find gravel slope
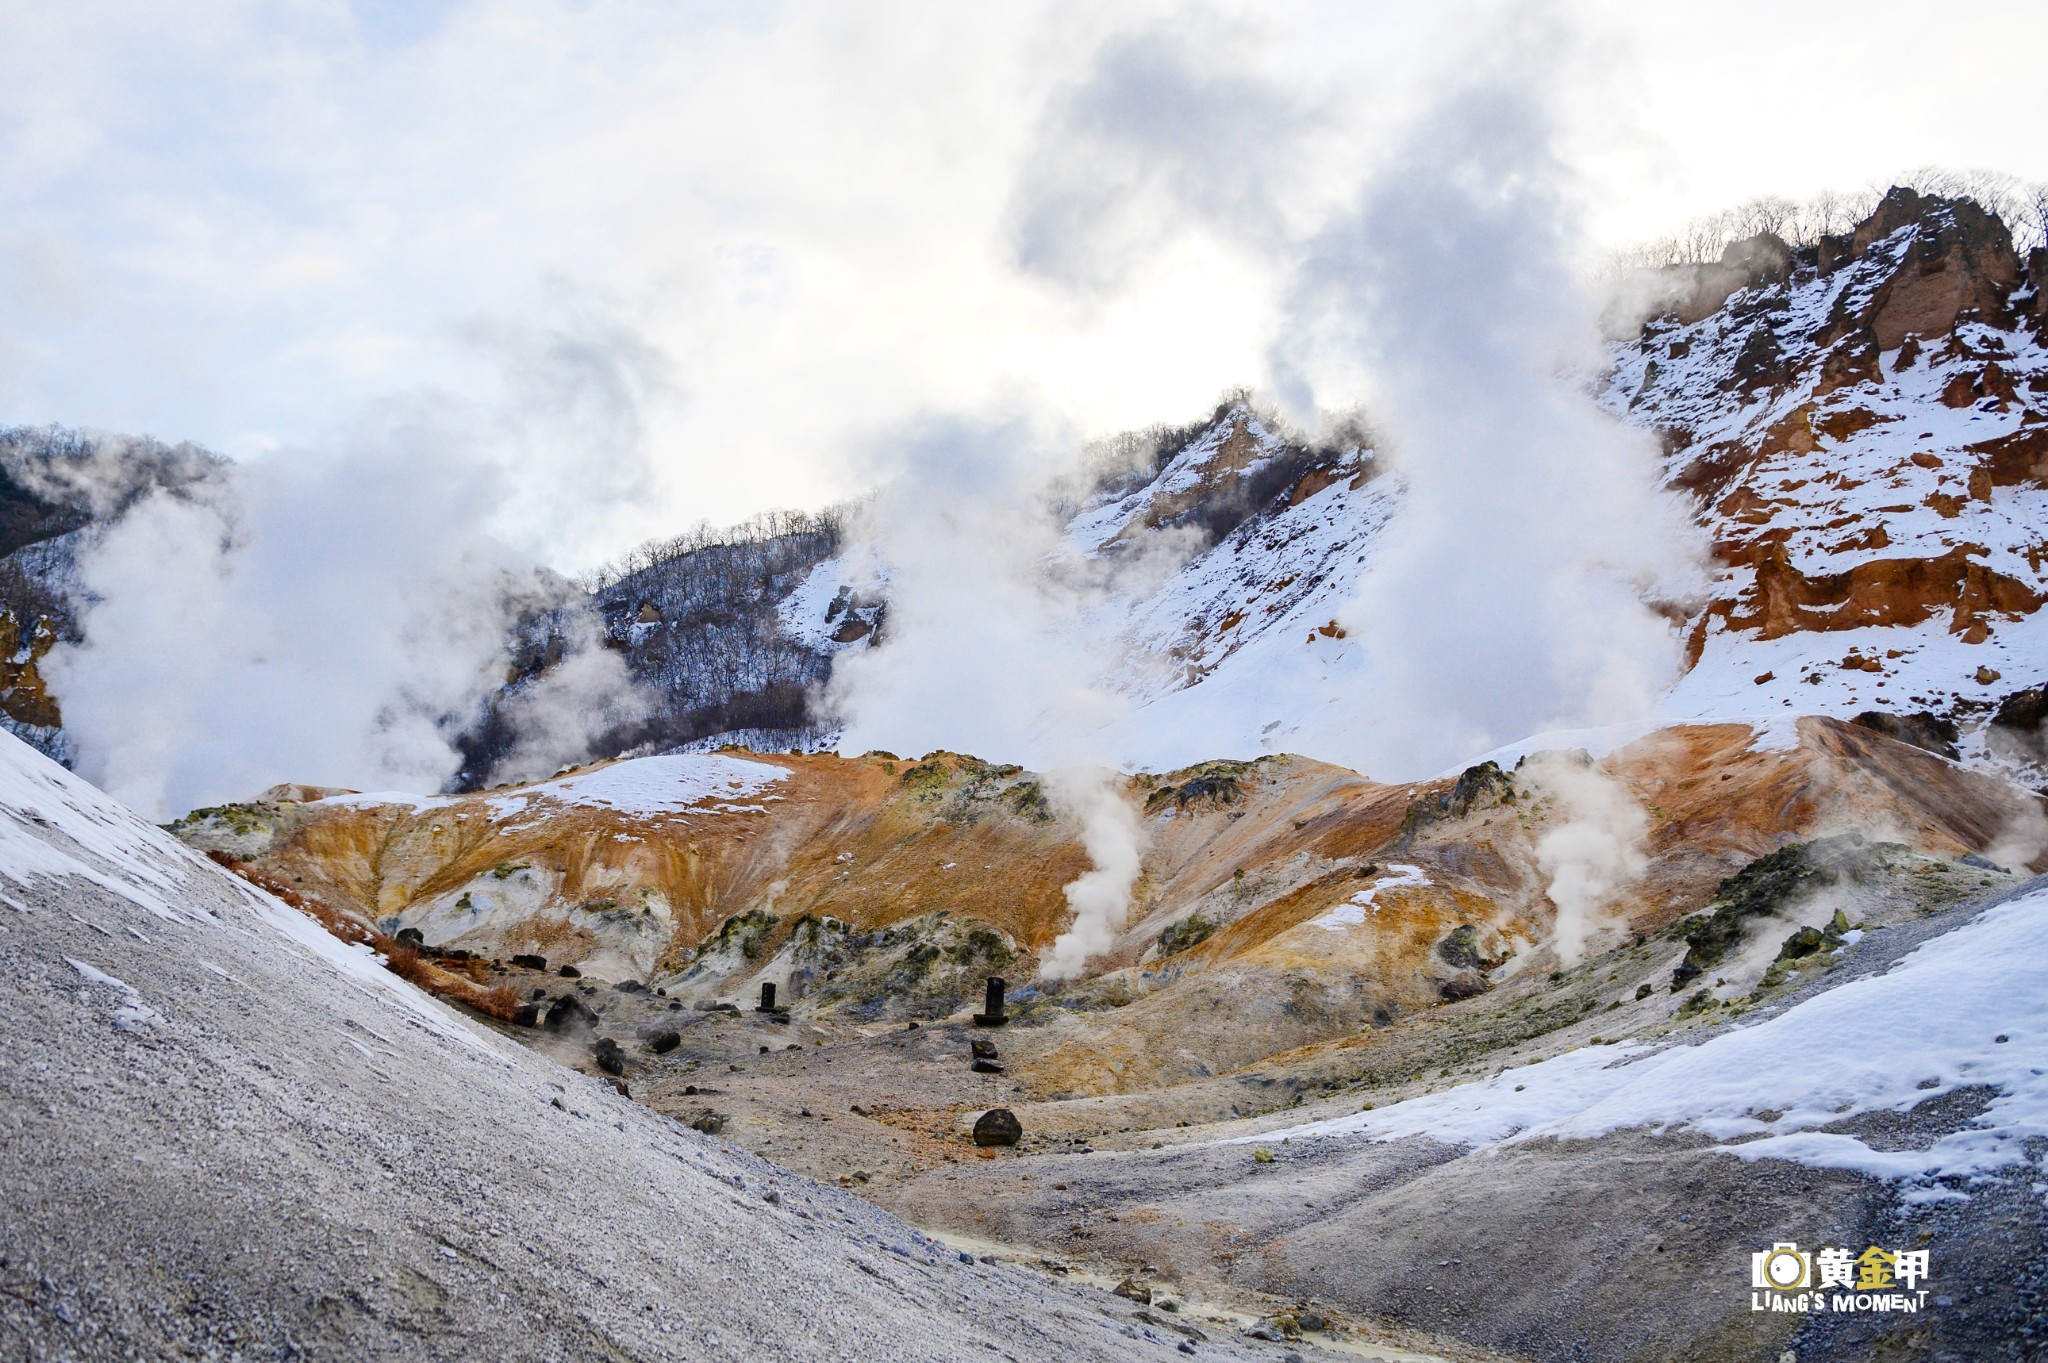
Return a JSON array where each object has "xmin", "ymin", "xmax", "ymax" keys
[{"xmin": 0, "ymin": 733, "xmax": 1302, "ymax": 1363}]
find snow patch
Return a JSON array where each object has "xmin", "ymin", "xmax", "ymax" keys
[
  {"xmin": 320, "ymin": 754, "xmax": 788, "ymax": 822},
  {"xmin": 66, "ymin": 956, "xmax": 164, "ymax": 1031},
  {"xmin": 1256, "ymin": 885, "xmax": 2048, "ymax": 1197},
  {"xmin": 1310, "ymin": 863, "xmax": 1427, "ymax": 930}
]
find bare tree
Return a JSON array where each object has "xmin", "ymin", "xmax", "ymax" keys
[{"xmin": 1616, "ymin": 169, "xmax": 2048, "ymax": 271}]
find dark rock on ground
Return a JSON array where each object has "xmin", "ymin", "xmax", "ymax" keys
[
  {"xmin": 1850, "ymin": 709, "xmax": 1960, "ymax": 760},
  {"xmin": 543, "ymin": 993, "xmax": 599, "ymax": 1036},
  {"xmin": 645, "ymin": 1029, "xmax": 682, "ymax": 1054},
  {"xmin": 972, "ymin": 1108, "xmax": 1022, "ymax": 1147},
  {"xmin": 510, "ymin": 952, "xmax": 547, "ymax": 971},
  {"xmin": 1437, "ymin": 973, "xmax": 1488, "ymax": 1002}
]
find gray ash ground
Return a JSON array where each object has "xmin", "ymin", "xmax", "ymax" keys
[
  {"xmin": 457, "ymin": 873, "xmax": 2048, "ymax": 1363},
  {"xmin": 0, "ymin": 813, "xmax": 1336, "ymax": 1362}
]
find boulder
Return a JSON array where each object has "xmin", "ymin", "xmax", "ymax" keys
[
  {"xmin": 644, "ymin": 1029, "xmax": 682, "ymax": 1055},
  {"xmin": 971, "ymin": 1059, "xmax": 1005, "ymax": 1074},
  {"xmin": 557, "ymin": 964, "xmax": 582, "ymax": 979},
  {"xmin": 590, "ymin": 1037, "xmax": 626, "ymax": 1076},
  {"xmin": 972, "ymin": 1108, "xmax": 1022, "ymax": 1147},
  {"xmin": 510, "ymin": 953, "xmax": 547, "ymax": 971},
  {"xmin": 1850, "ymin": 710, "xmax": 1961, "ymax": 760},
  {"xmin": 1437, "ymin": 973, "xmax": 1488, "ymax": 1002},
  {"xmin": 970, "ymin": 1037, "xmax": 999, "ymax": 1060},
  {"xmin": 1435, "ymin": 924, "xmax": 1486, "ymax": 970},
  {"xmin": 542, "ymin": 993, "xmax": 599, "ymax": 1036},
  {"xmin": 394, "ymin": 927, "xmax": 425, "ymax": 948}
]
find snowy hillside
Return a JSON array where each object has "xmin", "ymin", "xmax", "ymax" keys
[{"xmin": 1620, "ymin": 188, "xmax": 2048, "ymax": 762}]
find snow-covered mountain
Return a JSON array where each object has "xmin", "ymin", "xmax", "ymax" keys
[
  {"xmin": 776, "ymin": 186, "xmax": 2048, "ymax": 777},
  {"xmin": 1623, "ymin": 187, "xmax": 2048, "ymax": 761}
]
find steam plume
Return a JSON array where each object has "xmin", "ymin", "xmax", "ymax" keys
[
  {"xmin": 47, "ymin": 302, "xmax": 667, "ymax": 819},
  {"xmin": 1038, "ymin": 766, "xmax": 1147, "ymax": 979},
  {"xmin": 1522, "ymin": 750, "xmax": 1649, "ymax": 965},
  {"xmin": 1270, "ymin": 31, "xmax": 1708, "ymax": 780},
  {"xmin": 824, "ymin": 415, "xmax": 1159, "ymax": 979}
]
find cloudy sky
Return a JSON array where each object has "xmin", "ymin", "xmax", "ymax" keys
[{"xmin": 4, "ymin": 0, "xmax": 2044, "ymax": 569}]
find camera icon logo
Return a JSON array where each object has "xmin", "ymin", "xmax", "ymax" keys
[{"xmin": 1751, "ymin": 1241, "xmax": 1811, "ymax": 1290}]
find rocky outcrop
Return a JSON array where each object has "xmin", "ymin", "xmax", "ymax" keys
[
  {"xmin": 1851, "ymin": 709, "xmax": 1961, "ymax": 760},
  {"xmin": 0, "ymin": 610, "xmax": 60, "ymax": 731},
  {"xmin": 1825, "ymin": 187, "xmax": 2022, "ymax": 349},
  {"xmin": 1618, "ymin": 187, "xmax": 2048, "ymax": 710},
  {"xmin": 1656, "ymin": 232, "xmax": 1795, "ymax": 326},
  {"xmin": 1723, "ymin": 541, "xmax": 2042, "ymax": 643}
]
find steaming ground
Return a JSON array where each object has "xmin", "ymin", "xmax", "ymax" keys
[
  {"xmin": 0, "ymin": 731, "xmax": 1321, "ymax": 1363},
  {"xmin": 164, "ymin": 716, "xmax": 2048, "ymax": 1358}
]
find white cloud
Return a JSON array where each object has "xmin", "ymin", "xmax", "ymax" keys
[{"xmin": 3, "ymin": 1, "xmax": 2039, "ymax": 575}]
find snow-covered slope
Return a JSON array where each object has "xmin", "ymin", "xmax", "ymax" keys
[
  {"xmin": 0, "ymin": 728, "xmax": 1270, "ymax": 1361},
  {"xmin": 1615, "ymin": 189, "xmax": 2048, "ymax": 761},
  {"xmin": 1254, "ymin": 876, "xmax": 2048, "ymax": 1205}
]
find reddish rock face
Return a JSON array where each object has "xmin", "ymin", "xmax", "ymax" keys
[
  {"xmin": 0, "ymin": 611, "xmax": 60, "ymax": 731},
  {"xmin": 1725, "ymin": 541, "xmax": 2043, "ymax": 642},
  {"xmin": 1616, "ymin": 187, "xmax": 2048, "ymax": 689},
  {"xmin": 1845, "ymin": 187, "xmax": 2021, "ymax": 349}
]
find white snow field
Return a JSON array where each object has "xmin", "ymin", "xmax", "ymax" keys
[
  {"xmin": 0, "ymin": 729, "xmax": 1276, "ymax": 1362},
  {"xmin": 1255, "ymin": 881, "xmax": 2048, "ymax": 1205},
  {"xmin": 322, "ymin": 751, "xmax": 789, "ymax": 821}
]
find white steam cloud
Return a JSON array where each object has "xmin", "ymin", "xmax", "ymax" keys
[
  {"xmin": 47, "ymin": 302, "xmax": 667, "ymax": 819},
  {"xmin": 828, "ymin": 23, "xmax": 1708, "ymax": 975},
  {"xmin": 1983, "ymin": 792, "xmax": 2048, "ymax": 874},
  {"xmin": 1522, "ymin": 750, "xmax": 1649, "ymax": 965},
  {"xmin": 1271, "ymin": 38, "xmax": 1708, "ymax": 780},
  {"xmin": 825, "ymin": 416, "xmax": 1163, "ymax": 979}
]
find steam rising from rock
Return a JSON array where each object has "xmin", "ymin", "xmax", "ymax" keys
[
  {"xmin": 1522, "ymin": 751, "xmax": 1649, "ymax": 965},
  {"xmin": 1038, "ymin": 766, "xmax": 1146, "ymax": 980},
  {"xmin": 825, "ymin": 416, "xmax": 1162, "ymax": 979},
  {"xmin": 1984, "ymin": 793, "xmax": 2048, "ymax": 874}
]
